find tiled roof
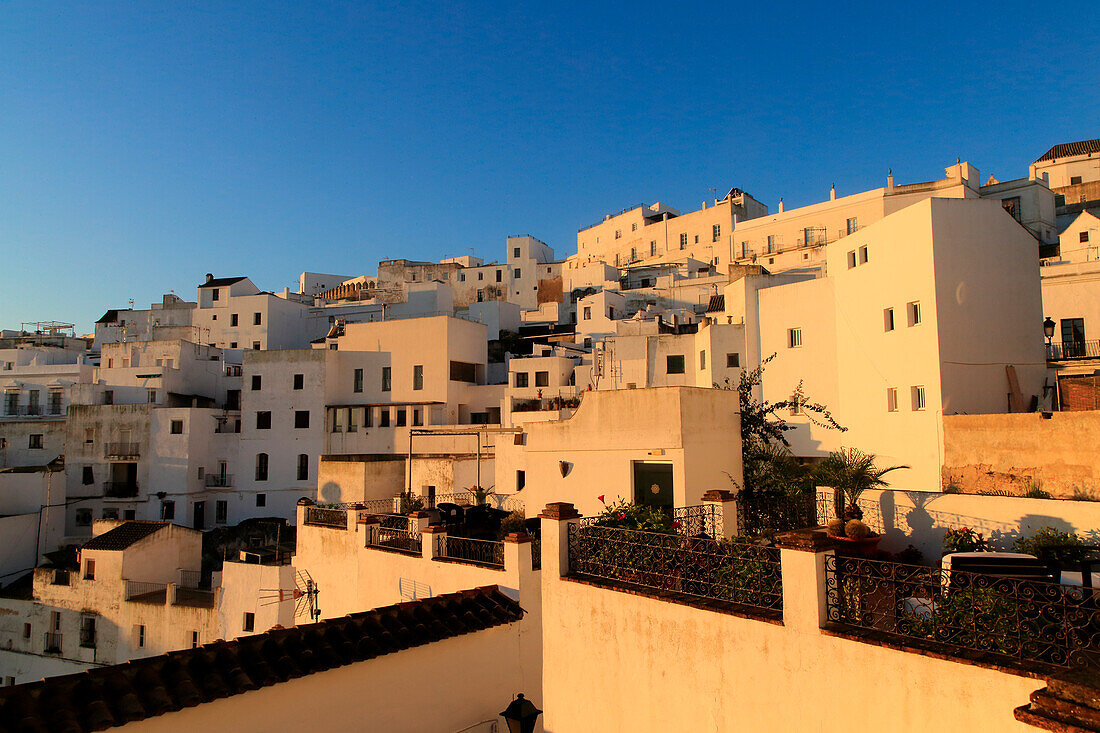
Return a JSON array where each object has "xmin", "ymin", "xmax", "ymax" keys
[
  {"xmin": 0, "ymin": 586, "xmax": 522, "ymax": 733},
  {"xmin": 95, "ymin": 310, "xmax": 121, "ymax": 325},
  {"xmin": 197, "ymin": 276, "xmax": 246, "ymax": 289},
  {"xmin": 81, "ymin": 522, "xmax": 167, "ymax": 551},
  {"xmin": 1036, "ymin": 139, "xmax": 1100, "ymax": 162},
  {"xmin": 706, "ymin": 294, "xmax": 725, "ymax": 313}
]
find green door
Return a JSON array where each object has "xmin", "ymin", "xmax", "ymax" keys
[{"xmin": 633, "ymin": 462, "xmax": 674, "ymax": 510}]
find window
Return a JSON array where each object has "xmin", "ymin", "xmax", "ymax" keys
[
  {"xmin": 712, "ymin": 224, "xmax": 721, "ymax": 242},
  {"xmin": 699, "ymin": 351, "xmax": 706, "ymax": 369},
  {"xmin": 79, "ymin": 616, "xmax": 96, "ymax": 649},
  {"xmin": 789, "ymin": 393, "xmax": 802, "ymax": 416},
  {"xmin": 379, "ymin": 409, "xmax": 390, "ymax": 428},
  {"xmin": 632, "ymin": 223, "xmax": 637, "ymax": 232},
  {"xmin": 726, "ymin": 353, "xmax": 740, "ymax": 368},
  {"xmin": 630, "ymin": 247, "xmax": 636, "ymax": 260},
  {"xmin": 297, "ymin": 454, "xmax": 309, "ymax": 481},
  {"xmin": 84, "ymin": 559, "xmax": 95, "ymax": 580},
  {"xmin": 608, "ymin": 307, "xmax": 615, "ymax": 320},
  {"xmin": 255, "ymin": 493, "xmax": 266, "ymax": 507},
  {"xmin": 887, "ymin": 387, "xmax": 898, "ymax": 412},
  {"xmin": 75, "ymin": 509, "xmax": 92, "ymax": 526},
  {"xmin": 353, "ymin": 368, "xmax": 363, "ymax": 392},
  {"xmin": 583, "ymin": 306, "xmax": 592, "ymax": 320},
  {"xmin": 4, "ymin": 677, "xmax": 14, "ymax": 687},
  {"xmin": 615, "ymin": 230, "xmax": 621, "ymax": 239},
  {"xmin": 583, "ymin": 337, "xmax": 592, "ymax": 349},
  {"xmin": 82, "ymin": 466, "xmax": 94, "ymax": 485},
  {"xmin": 912, "ymin": 386, "xmax": 926, "ymax": 411},
  {"xmin": 22, "ymin": 623, "xmax": 30, "ymax": 639},
  {"xmin": 859, "ymin": 246, "xmax": 868, "ymax": 264},
  {"xmin": 85, "ymin": 428, "xmax": 93, "ymax": 444},
  {"xmin": 884, "ymin": 308, "xmax": 895, "ymax": 332},
  {"xmin": 458, "ymin": 272, "xmax": 465, "ymax": 282},
  {"xmin": 907, "ymin": 301, "xmax": 922, "ymax": 327},
  {"xmin": 104, "ymin": 390, "xmax": 113, "ymax": 405},
  {"xmin": 514, "ymin": 372, "xmax": 529, "ymax": 388},
  {"xmin": 1071, "ymin": 175, "xmax": 1083, "ymax": 185},
  {"xmin": 161, "ymin": 500, "xmax": 175, "ymax": 520},
  {"xmin": 328, "ymin": 343, "xmax": 337, "ymax": 351},
  {"xmin": 847, "ymin": 251, "xmax": 857, "ymax": 269},
  {"xmin": 28, "ymin": 434, "xmax": 43, "ymax": 450},
  {"xmin": 650, "ymin": 241, "xmax": 657, "ymax": 256},
  {"xmin": 252, "ymin": 341, "xmax": 261, "ymax": 350},
  {"xmin": 331, "ymin": 408, "xmax": 344, "ymax": 433},
  {"xmin": 535, "ymin": 371, "xmax": 549, "ymax": 387},
  {"xmin": 513, "ymin": 247, "xmax": 521, "ymax": 257},
  {"xmin": 381, "ymin": 367, "xmax": 391, "ymax": 392},
  {"xmin": 255, "ymin": 453, "xmax": 268, "ymax": 481},
  {"xmin": 364, "ymin": 407, "xmax": 372, "ymax": 428},
  {"xmin": 1001, "ymin": 197, "xmax": 1021, "ymax": 222},
  {"xmin": 251, "ymin": 375, "xmax": 261, "ymax": 391},
  {"xmin": 28, "ymin": 390, "xmax": 39, "ymax": 414},
  {"xmin": 666, "ymin": 355, "xmax": 685, "ymax": 374},
  {"xmin": 396, "ymin": 408, "xmax": 406, "ymax": 427},
  {"xmin": 788, "ymin": 328, "xmax": 802, "ymax": 348},
  {"xmin": 1082, "ymin": 231, "xmax": 1090, "ymax": 243},
  {"xmin": 348, "ymin": 408, "xmax": 358, "ymax": 433},
  {"xmin": 170, "ymin": 420, "xmax": 183, "ymax": 435},
  {"xmin": 514, "ymin": 268, "xmax": 521, "ymax": 279},
  {"xmin": 680, "ymin": 233, "xmax": 688, "ymax": 249},
  {"xmin": 215, "ymin": 500, "xmax": 227, "ymax": 524},
  {"xmin": 230, "ymin": 342, "xmax": 237, "ymax": 349},
  {"xmin": 253, "ymin": 312, "xmax": 262, "ymax": 326},
  {"xmin": 517, "ymin": 470, "xmax": 526, "ymax": 491},
  {"xmin": 293, "ymin": 373, "xmax": 304, "ymax": 390},
  {"xmin": 496, "ymin": 270, "xmax": 502, "ymax": 282},
  {"xmin": 478, "ymin": 272, "xmax": 484, "ymax": 281},
  {"xmin": 103, "ymin": 508, "xmax": 119, "ymax": 520},
  {"xmin": 123, "ymin": 510, "xmax": 135, "ymax": 520},
  {"xmin": 230, "ymin": 313, "xmax": 238, "ymax": 326},
  {"xmin": 294, "ymin": 411, "xmax": 309, "ymax": 429},
  {"xmin": 1061, "ymin": 318, "xmax": 1086, "ymax": 356},
  {"xmin": 256, "ymin": 411, "xmax": 271, "ymax": 429},
  {"xmin": 847, "ymin": 217, "xmax": 859, "ymax": 235},
  {"xmin": 767, "ymin": 235, "xmax": 776, "ymax": 253},
  {"xmin": 136, "ymin": 625, "xmax": 146, "ymax": 648},
  {"xmin": 413, "ymin": 365, "xmax": 424, "ymax": 391},
  {"xmin": 412, "ymin": 408, "xmax": 422, "ymax": 426},
  {"xmin": 211, "ymin": 289, "xmax": 220, "ymax": 301},
  {"xmin": 147, "ymin": 389, "xmax": 157, "ymax": 403},
  {"xmin": 243, "ymin": 613, "xmax": 255, "ymax": 632},
  {"xmin": 191, "ymin": 631, "xmax": 199, "ymax": 649}
]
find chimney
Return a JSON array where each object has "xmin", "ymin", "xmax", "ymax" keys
[
  {"xmin": 887, "ymin": 169, "xmax": 894, "ymax": 188},
  {"xmin": 778, "ymin": 198, "xmax": 784, "ymax": 213},
  {"xmin": 701, "ymin": 201, "xmax": 707, "ymax": 210},
  {"xmin": 205, "ymin": 273, "xmax": 214, "ymax": 283},
  {"xmin": 830, "ymin": 184, "xmax": 836, "ymax": 201}
]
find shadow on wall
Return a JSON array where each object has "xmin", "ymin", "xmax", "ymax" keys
[{"xmin": 319, "ymin": 481, "xmax": 344, "ymax": 505}]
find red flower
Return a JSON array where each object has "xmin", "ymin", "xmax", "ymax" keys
[
  {"xmin": 598, "ymin": 494, "xmax": 606, "ymax": 503},
  {"xmin": 617, "ymin": 512, "xmax": 626, "ymax": 520},
  {"xmin": 671, "ymin": 521, "xmax": 682, "ymax": 529}
]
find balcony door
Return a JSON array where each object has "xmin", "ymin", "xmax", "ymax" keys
[
  {"xmin": 193, "ymin": 501, "xmax": 205, "ymax": 531},
  {"xmin": 633, "ymin": 462, "xmax": 674, "ymax": 511}
]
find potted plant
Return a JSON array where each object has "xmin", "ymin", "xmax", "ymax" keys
[
  {"xmin": 817, "ymin": 448, "xmax": 907, "ymax": 553},
  {"xmin": 942, "ymin": 526, "xmax": 988, "ymax": 555}
]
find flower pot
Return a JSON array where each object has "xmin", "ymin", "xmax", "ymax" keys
[{"xmin": 832, "ymin": 534, "xmax": 882, "ymax": 557}]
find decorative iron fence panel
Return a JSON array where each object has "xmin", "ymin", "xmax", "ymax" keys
[
  {"xmin": 365, "ymin": 525, "xmax": 422, "ymax": 555},
  {"xmin": 736, "ymin": 491, "xmax": 817, "ymax": 536},
  {"xmin": 358, "ymin": 497, "xmax": 397, "ymax": 514},
  {"xmin": 436, "ymin": 535, "xmax": 505, "ymax": 568},
  {"xmin": 824, "ymin": 554, "xmax": 1100, "ymax": 668},
  {"xmin": 672, "ymin": 505, "xmax": 719, "ymax": 539},
  {"xmin": 567, "ymin": 520, "xmax": 782, "ymax": 611},
  {"xmin": 304, "ymin": 506, "xmax": 348, "ymax": 529}
]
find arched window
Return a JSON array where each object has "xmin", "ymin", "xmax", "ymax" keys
[
  {"xmin": 255, "ymin": 453, "xmax": 268, "ymax": 481},
  {"xmin": 297, "ymin": 454, "xmax": 308, "ymax": 481}
]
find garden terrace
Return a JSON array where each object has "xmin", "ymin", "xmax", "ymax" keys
[
  {"xmin": 825, "ymin": 554, "xmax": 1100, "ymax": 669},
  {"xmin": 566, "ymin": 518, "xmax": 782, "ymax": 615},
  {"xmin": 364, "ymin": 523, "xmax": 423, "ymax": 555}
]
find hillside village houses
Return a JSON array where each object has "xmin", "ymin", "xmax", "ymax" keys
[{"xmin": 6, "ymin": 141, "xmax": 1100, "ymax": 731}]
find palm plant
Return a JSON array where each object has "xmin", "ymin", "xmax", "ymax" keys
[{"xmin": 816, "ymin": 448, "xmax": 907, "ymax": 521}]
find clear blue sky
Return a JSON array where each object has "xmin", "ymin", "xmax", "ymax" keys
[{"xmin": 1, "ymin": 1, "xmax": 1097, "ymax": 333}]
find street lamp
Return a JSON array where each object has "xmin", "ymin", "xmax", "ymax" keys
[
  {"xmin": 1043, "ymin": 317, "xmax": 1056, "ymax": 344},
  {"xmin": 500, "ymin": 693, "xmax": 542, "ymax": 733}
]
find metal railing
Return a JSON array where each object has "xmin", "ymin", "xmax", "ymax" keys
[
  {"xmin": 1047, "ymin": 340, "xmax": 1100, "ymax": 360},
  {"xmin": 104, "ymin": 442, "xmax": 140, "ymax": 458},
  {"xmin": 567, "ymin": 520, "xmax": 783, "ymax": 611},
  {"xmin": 365, "ymin": 524, "xmax": 422, "ymax": 555},
  {"xmin": 124, "ymin": 580, "xmax": 168, "ymax": 601},
  {"xmin": 425, "ymin": 491, "xmax": 476, "ymax": 508},
  {"xmin": 204, "ymin": 474, "xmax": 233, "ymax": 487},
  {"xmin": 435, "ymin": 535, "xmax": 505, "ymax": 568},
  {"xmin": 304, "ymin": 506, "xmax": 348, "ymax": 529},
  {"xmin": 736, "ymin": 491, "xmax": 818, "ymax": 537},
  {"xmin": 179, "ymin": 570, "xmax": 211, "ymax": 590},
  {"xmin": 824, "ymin": 554, "xmax": 1100, "ymax": 668},
  {"xmin": 43, "ymin": 632, "xmax": 62, "ymax": 654},
  {"xmin": 103, "ymin": 481, "xmax": 139, "ymax": 498},
  {"xmin": 672, "ymin": 505, "xmax": 719, "ymax": 539},
  {"xmin": 358, "ymin": 497, "xmax": 398, "ymax": 514},
  {"xmin": 531, "ymin": 538, "xmax": 542, "ymax": 570}
]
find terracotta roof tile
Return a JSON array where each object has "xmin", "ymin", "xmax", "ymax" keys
[
  {"xmin": 0, "ymin": 586, "xmax": 523, "ymax": 733},
  {"xmin": 1036, "ymin": 138, "xmax": 1100, "ymax": 162},
  {"xmin": 81, "ymin": 522, "xmax": 168, "ymax": 552}
]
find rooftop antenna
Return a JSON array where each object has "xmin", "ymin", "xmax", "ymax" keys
[
  {"xmin": 128, "ymin": 299, "xmax": 135, "ymax": 310},
  {"xmin": 709, "ymin": 187, "xmax": 717, "ymax": 203}
]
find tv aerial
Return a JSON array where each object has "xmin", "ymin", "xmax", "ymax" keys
[{"xmin": 259, "ymin": 569, "xmax": 321, "ymax": 622}]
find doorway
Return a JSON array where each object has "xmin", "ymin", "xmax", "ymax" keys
[
  {"xmin": 193, "ymin": 501, "xmax": 205, "ymax": 531},
  {"xmin": 633, "ymin": 462, "xmax": 674, "ymax": 510}
]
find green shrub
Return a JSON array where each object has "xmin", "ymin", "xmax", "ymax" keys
[
  {"xmin": 593, "ymin": 499, "xmax": 676, "ymax": 534},
  {"xmin": 1013, "ymin": 526, "xmax": 1088, "ymax": 565},
  {"xmin": 1024, "ymin": 480, "xmax": 1052, "ymax": 500}
]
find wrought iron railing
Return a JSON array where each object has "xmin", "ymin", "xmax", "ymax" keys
[
  {"xmin": 824, "ymin": 554, "xmax": 1100, "ymax": 668},
  {"xmin": 736, "ymin": 490, "xmax": 818, "ymax": 536},
  {"xmin": 124, "ymin": 580, "xmax": 168, "ymax": 601},
  {"xmin": 104, "ymin": 442, "xmax": 140, "ymax": 458},
  {"xmin": 567, "ymin": 520, "xmax": 783, "ymax": 611},
  {"xmin": 204, "ymin": 473, "xmax": 233, "ymax": 487},
  {"xmin": 43, "ymin": 632, "xmax": 62, "ymax": 654},
  {"xmin": 365, "ymin": 524, "xmax": 422, "ymax": 555},
  {"xmin": 179, "ymin": 570, "xmax": 211, "ymax": 590},
  {"xmin": 425, "ymin": 491, "xmax": 476, "ymax": 508},
  {"xmin": 358, "ymin": 497, "xmax": 398, "ymax": 514},
  {"xmin": 1047, "ymin": 340, "xmax": 1100, "ymax": 361},
  {"xmin": 304, "ymin": 506, "xmax": 348, "ymax": 529},
  {"xmin": 531, "ymin": 538, "xmax": 542, "ymax": 570},
  {"xmin": 435, "ymin": 535, "xmax": 505, "ymax": 568},
  {"xmin": 103, "ymin": 481, "xmax": 139, "ymax": 498},
  {"xmin": 673, "ymin": 505, "xmax": 719, "ymax": 539}
]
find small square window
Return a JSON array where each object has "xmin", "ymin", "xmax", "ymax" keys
[
  {"xmin": 788, "ymin": 328, "xmax": 802, "ymax": 348},
  {"xmin": 243, "ymin": 612, "xmax": 255, "ymax": 632},
  {"xmin": 912, "ymin": 385, "xmax": 926, "ymax": 411},
  {"xmin": 293, "ymin": 374, "xmax": 304, "ymax": 390},
  {"xmin": 84, "ymin": 559, "xmax": 95, "ymax": 580},
  {"xmin": 907, "ymin": 301, "xmax": 922, "ymax": 327},
  {"xmin": 513, "ymin": 247, "xmax": 521, "ymax": 257},
  {"xmin": 294, "ymin": 410, "xmax": 310, "ymax": 429},
  {"xmin": 255, "ymin": 493, "xmax": 266, "ymax": 507},
  {"xmin": 726, "ymin": 353, "xmax": 740, "ymax": 368},
  {"xmin": 887, "ymin": 387, "xmax": 898, "ymax": 412},
  {"xmin": 253, "ymin": 312, "xmax": 262, "ymax": 325},
  {"xmin": 230, "ymin": 313, "xmax": 238, "ymax": 326},
  {"xmin": 1081, "ymin": 231, "xmax": 1090, "ymax": 243},
  {"xmin": 251, "ymin": 375, "xmax": 261, "ymax": 391},
  {"xmin": 666, "ymin": 355, "xmax": 685, "ymax": 374},
  {"xmin": 76, "ymin": 508, "xmax": 92, "ymax": 526},
  {"xmin": 170, "ymin": 420, "xmax": 184, "ymax": 434},
  {"xmin": 514, "ymin": 372, "xmax": 529, "ymax": 388},
  {"xmin": 847, "ymin": 251, "xmax": 857, "ymax": 269},
  {"xmin": 379, "ymin": 409, "xmax": 391, "ymax": 428},
  {"xmin": 583, "ymin": 306, "xmax": 592, "ymax": 320},
  {"xmin": 1071, "ymin": 175, "xmax": 1083, "ymax": 185},
  {"xmin": 28, "ymin": 434, "xmax": 43, "ymax": 450},
  {"xmin": 535, "ymin": 371, "xmax": 549, "ymax": 387},
  {"xmin": 859, "ymin": 246, "xmax": 868, "ymax": 264},
  {"xmin": 514, "ymin": 268, "xmax": 521, "ymax": 278},
  {"xmin": 147, "ymin": 389, "xmax": 157, "ymax": 403},
  {"xmin": 884, "ymin": 308, "xmax": 895, "ymax": 332},
  {"xmin": 252, "ymin": 341, "xmax": 261, "ymax": 350},
  {"xmin": 256, "ymin": 411, "xmax": 271, "ymax": 430}
]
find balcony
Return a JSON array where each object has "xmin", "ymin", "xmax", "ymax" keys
[
  {"xmin": 2, "ymin": 405, "xmax": 55, "ymax": 417},
  {"xmin": 204, "ymin": 473, "xmax": 234, "ymax": 488},
  {"xmin": 103, "ymin": 481, "xmax": 139, "ymax": 498},
  {"xmin": 43, "ymin": 632, "xmax": 62, "ymax": 654},
  {"xmin": 1047, "ymin": 340, "xmax": 1100, "ymax": 361},
  {"xmin": 104, "ymin": 442, "xmax": 140, "ymax": 459}
]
